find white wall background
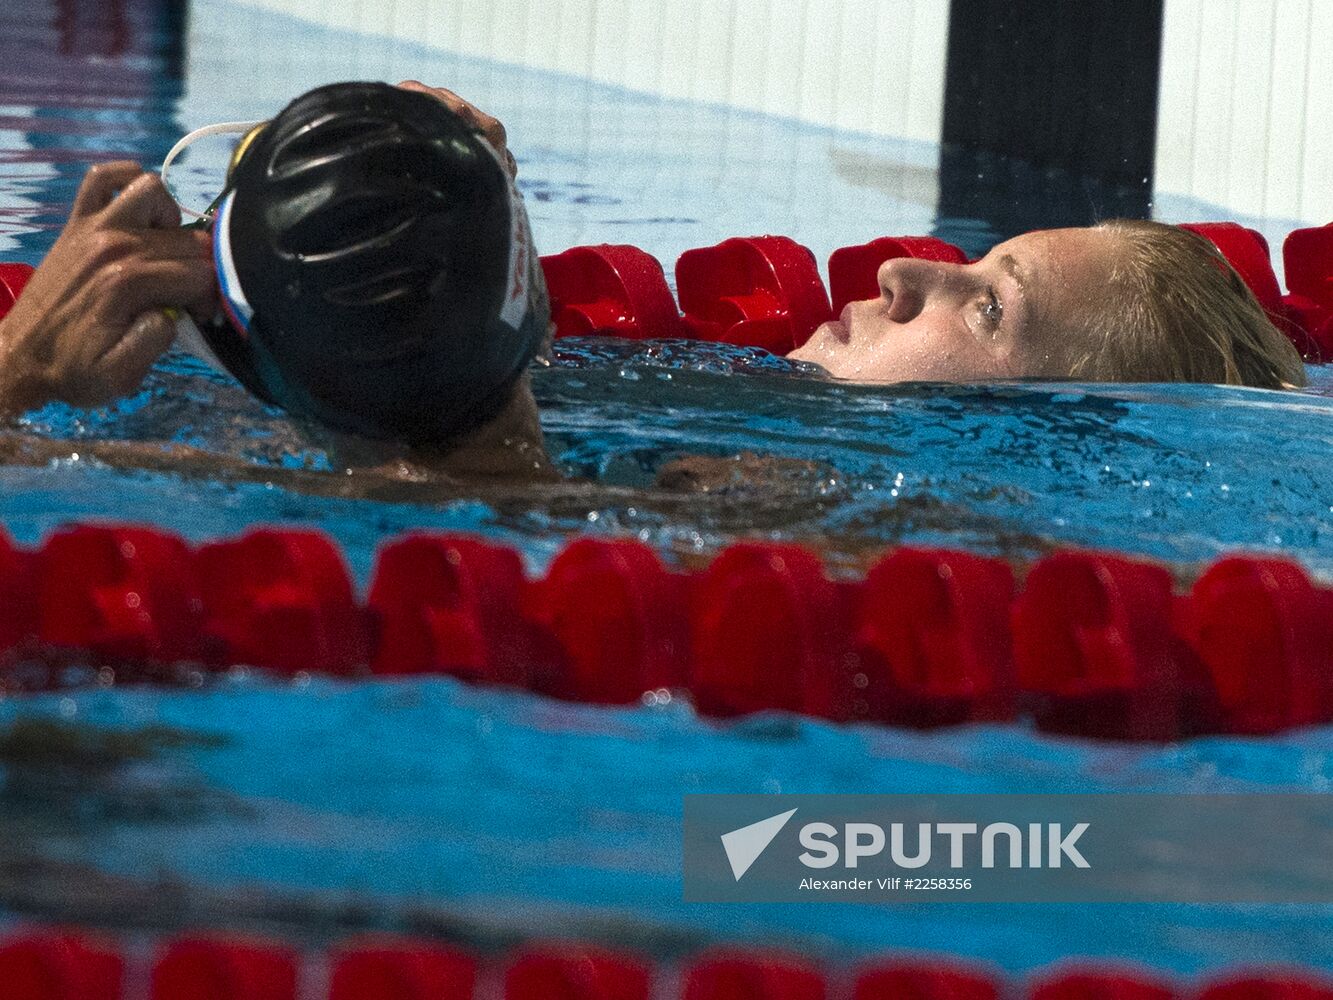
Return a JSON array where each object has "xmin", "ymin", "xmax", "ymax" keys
[
  {"xmin": 198, "ymin": 0, "xmax": 1333, "ymax": 233},
  {"xmin": 223, "ymin": 0, "xmax": 951, "ymax": 145},
  {"xmin": 179, "ymin": 0, "xmax": 945, "ymax": 269},
  {"xmin": 1156, "ymin": 0, "xmax": 1333, "ymax": 225}
]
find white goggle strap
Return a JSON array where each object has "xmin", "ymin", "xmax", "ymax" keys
[{"xmin": 160, "ymin": 119, "xmax": 265, "ymax": 220}]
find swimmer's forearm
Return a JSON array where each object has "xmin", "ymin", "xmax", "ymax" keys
[
  {"xmin": 0, "ymin": 429, "xmax": 566, "ymax": 505},
  {"xmin": 653, "ymin": 451, "xmax": 845, "ymax": 494},
  {"xmin": 0, "ymin": 318, "xmax": 54, "ymax": 415},
  {"xmin": 0, "ymin": 431, "xmax": 459, "ymax": 501}
]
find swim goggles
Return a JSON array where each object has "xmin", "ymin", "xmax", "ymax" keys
[{"xmin": 159, "ymin": 119, "xmax": 268, "ymax": 370}]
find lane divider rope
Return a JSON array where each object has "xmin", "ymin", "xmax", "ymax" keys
[
  {"xmin": 1, "ymin": 928, "xmax": 1329, "ymax": 1000},
  {"xmin": 2, "ymin": 221, "xmax": 1331, "ymax": 357},
  {"xmin": 3, "ymin": 522, "xmax": 1331, "ymax": 741}
]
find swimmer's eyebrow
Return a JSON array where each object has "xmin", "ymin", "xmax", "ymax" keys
[
  {"xmin": 996, "ymin": 250, "xmax": 1044, "ymax": 337},
  {"xmin": 996, "ymin": 252, "xmax": 1026, "ymax": 290}
]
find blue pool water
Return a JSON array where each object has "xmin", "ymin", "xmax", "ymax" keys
[{"xmin": 1, "ymin": 0, "xmax": 1331, "ymax": 973}]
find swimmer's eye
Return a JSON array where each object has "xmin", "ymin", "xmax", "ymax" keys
[{"xmin": 979, "ymin": 287, "xmax": 1003, "ymax": 328}]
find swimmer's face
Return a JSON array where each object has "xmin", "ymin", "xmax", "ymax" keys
[{"xmin": 789, "ymin": 228, "xmax": 1122, "ymax": 382}]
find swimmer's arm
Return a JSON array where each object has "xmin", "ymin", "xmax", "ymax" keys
[
  {"xmin": 0, "ymin": 432, "xmax": 481, "ymax": 503},
  {"xmin": 653, "ymin": 451, "xmax": 846, "ymax": 495},
  {"xmin": 0, "ymin": 376, "xmax": 553, "ymax": 499},
  {"xmin": 0, "ymin": 163, "xmax": 214, "ymax": 417}
]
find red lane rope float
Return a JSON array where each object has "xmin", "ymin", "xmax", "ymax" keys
[
  {"xmin": 5, "ymin": 928, "xmax": 1333, "ymax": 1000},
  {"xmin": 0, "ymin": 929, "xmax": 123, "ymax": 1000},
  {"xmin": 684, "ymin": 950, "xmax": 826, "ymax": 1000},
  {"xmin": 674, "ymin": 236, "xmax": 834, "ymax": 353},
  {"xmin": 525, "ymin": 538, "xmax": 689, "ymax": 703},
  {"xmin": 1283, "ymin": 224, "xmax": 1333, "ymax": 360},
  {"xmin": 0, "ymin": 529, "xmax": 38, "ymax": 658},
  {"xmin": 1178, "ymin": 223, "xmax": 1286, "ymax": 322},
  {"xmin": 1200, "ymin": 974, "xmax": 1333, "ymax": 1000},
  {"xmin": 1028, "ymin": 969, "xmax": 1178, "ymax": 1000},
  {"xmin": 855, "ymin": 961, "xmax": 1001, "ymax": 1000},
  {"xmin": 505, "ymin": 943, "xmax": 653, "ymax": 1000},
  {"xmin": 37, "ymin": 524, "xmax": 201, "ymax": 666},
  {"xmin": 195, "ymin": 529, "xmax": 369, "ymax": 676},
  {"xmin": 853, "ymin": 548, "xmax": 1016, "ymax": 728},
  {"xmin": 367, "ymin": 533, "xmax": 532, "ymax": 685},
  {"xmin": 4, "ymin": 222, "xmax": 1333, "ymax": 356},
  {"xmin": 541, "ymin": 245, "xmax": 686, "ymax": 341},
  {"xmin": 689, "ymin": 543, "xmax": 853, "ymax": 720},
  {"xmin": 1177, "ymin": 222, "xmax": 1333, "ymax": 362},
  {"xmin": 152, "ymin": 935, "xmax": 299, "ymax": 1000},
  {"xmin": 1012, "ymin": 551, "xmax": 1180, "ymax": 741},
  {"xmin": 827, "ymin": 236, "xmax": 969, "ymax": 316},
  {"xmin": 1176, "ymin": 557, "xmax": 1333, "ymax": 736},
  {"xmin": 0, "ymin": 261, "xmax": 35, "ymax": 316},
  {"xmin": 328, "ymin": 937, "xmax": 476, "ymax": 1000},
  {"xmin": 4, "ymin": 523, "xmax": 1333, "ymax": 741}
]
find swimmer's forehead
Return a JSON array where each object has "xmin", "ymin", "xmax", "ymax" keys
[{"xmin": 990, "ymin": 228, "xmax": 1126, "ymax": 335}]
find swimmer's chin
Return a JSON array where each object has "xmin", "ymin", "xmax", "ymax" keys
[{"xmin": 787, "ymin": 319, "xmax": 850, "ymax": 370}]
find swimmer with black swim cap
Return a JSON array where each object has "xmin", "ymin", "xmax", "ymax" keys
[{"xmin": 178, "ymin": 81, "xmax": 550, "ymax": 451}]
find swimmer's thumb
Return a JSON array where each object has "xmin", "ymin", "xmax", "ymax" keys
[
  {"xmin": 126, "ymin": 310, "xmax": 177, "ymax": 359},
  {"xmin": 95, "ymin": 310, "xmax": 177, "ymax": 397}
]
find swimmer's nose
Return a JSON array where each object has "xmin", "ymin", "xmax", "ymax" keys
[
  {"xmin": 876, "ymin": 256, "xmax": 940, "ymax": 323},
  {"xmin": 879, "ymin": 258, "xmax": 965, "ymax": 325}
]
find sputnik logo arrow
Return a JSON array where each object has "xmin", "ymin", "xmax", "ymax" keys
[{"xmin": 720, "ymin": 808, "xmax": 798, "ymax": 881}]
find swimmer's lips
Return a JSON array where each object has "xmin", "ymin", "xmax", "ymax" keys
[{"xmin": 816, "ymin": 305, "xmax": 854, "ymax": 345}]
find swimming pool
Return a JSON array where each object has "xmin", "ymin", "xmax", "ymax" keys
[{"xmin": 1, "ymin": 0, "xmax": 1331, "ymax": 976}]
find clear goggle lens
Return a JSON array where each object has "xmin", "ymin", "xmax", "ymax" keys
[{"xmin": 160, "ymin": 119, "xmax": 268, "ymax": 222}]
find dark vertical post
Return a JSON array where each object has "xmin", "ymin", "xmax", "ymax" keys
[{"xmin": 935, "ymin": 0, "xmax": 1165, "ymax": 253}]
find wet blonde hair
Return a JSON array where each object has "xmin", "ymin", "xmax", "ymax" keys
[{"xmin": 1070, "ymin": 219, "xmax": 1307, "ymax": 389}]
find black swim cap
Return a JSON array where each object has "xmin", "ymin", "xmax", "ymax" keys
[{"xmin": 206, "ymin": 81, "xmax": 548, "ymax": 444}]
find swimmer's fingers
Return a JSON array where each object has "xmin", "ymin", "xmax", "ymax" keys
[
  {"xmin": 69, "ymin": 161, "xmax": 146, "ymax": 219},
  {"xmin": 100, "ymin": 172, "xmax": 182, "ymax": 230},
  {"xmin": 100, "ymin": 258, "xmax": 217, "ymax": 330},
  {"xmin": 398, "ymin": 81, "xmax": 493, "ymax": 132},
  {"xmin": 139, "ymin": 226, "xmax": 213, "ymax": 263},
  {"xmin": 81, "ymin": 311, "xmax": 177, "ymax": 404},
  {"xmin": 395, "ymin": 81, "xmax": 510, "ymax": 161}
]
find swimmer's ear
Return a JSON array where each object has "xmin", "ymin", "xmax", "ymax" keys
[{"xmin": 535, "ymin": 320, "xmax": 556, "ymax": 360}]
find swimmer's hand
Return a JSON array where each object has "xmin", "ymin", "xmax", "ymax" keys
[
  {"xmin": 396, "ymin": 81, "xmax": 518, "ymax": 179},
  {"xmin": 0, "ymin": 162, "xmax": 215, "ymax": 415}
]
